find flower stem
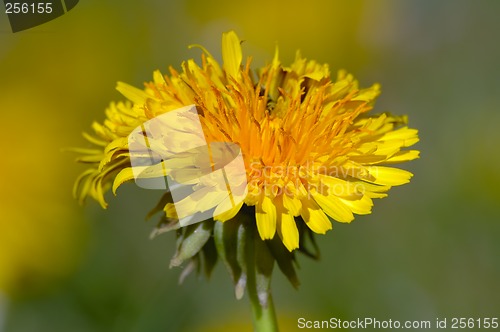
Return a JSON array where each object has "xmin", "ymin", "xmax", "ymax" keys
[
  {"xmin": 246, "ymin": 265, "xmax": 279, "ymax": 332},
  {"xmin": 227, "ymin": 205, "xmax": 279, "ymax": 331}
]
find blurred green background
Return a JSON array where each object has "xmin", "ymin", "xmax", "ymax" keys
[{"xmin": 1, "ymin": 0, "xmax": 499, "ymax": 331}]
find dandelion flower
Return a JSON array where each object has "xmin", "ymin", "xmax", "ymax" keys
[{"xmin": 72, "ymin": 31, "xmax": 419, "ymax": 331}]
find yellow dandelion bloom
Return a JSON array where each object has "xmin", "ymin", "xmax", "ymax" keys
[{"xmin": 73, "ymin": 31, "xmax": 419, "ymax": 254}]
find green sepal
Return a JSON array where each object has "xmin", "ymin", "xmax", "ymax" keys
[
  {"xmin": 178, "ymin": 255, "xmax": 199, "ymax": 284},
  {"xmin": 267, "ymin": 235, "xmax": 300, "ymax": 289},
  {"xmin": 214, "ymin": 208, "xmax": 277, "ymax": 303},
  {"xmin": 201, "ymin": 237, "xmax": 218, "ymax": 279},
  {"xmin": 297, "ymin": 221, "xmax": 320, "ymax": 260},
  {"xmin": 235, "ymin": 219, "xmax": 251, "ymax": 299},
  {"xmin": 214, "ymin": 219, "xmax": 246, "ymax": 299},
  {"xmin": 170, "ymin": 220, "xmax": 214, "ymax": 268},
  {"xmin": 252, "ymin": 232, "xmax": 275, "ymax": 308},
  {"xmin": 150, "ymin": 215, "xmax": 180, "ymax": 239}
]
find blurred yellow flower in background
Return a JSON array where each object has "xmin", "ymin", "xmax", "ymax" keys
[
  {"xmin": 0, "ymin": 94, "xmax": 87, "ymax": 299},
  {"xmin": 0, "ymin": 3, "xmax": 143, "ymax": 300}
]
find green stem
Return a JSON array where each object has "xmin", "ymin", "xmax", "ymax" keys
[
  {"xmin": 231, "ymin": 205, "xmax": 279, "ymax": 331},
  {"xmin": 246, "ymin": 266, "xmax": 279, "ymax": 332}
]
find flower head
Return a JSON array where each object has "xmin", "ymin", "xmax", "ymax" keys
[{"xmin": 73, "ymin": 31, "xmax": 418, "ymax": 284}]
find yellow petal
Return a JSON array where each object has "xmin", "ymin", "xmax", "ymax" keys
[
  {"xmin": 279, "ymin": 211, "xmax": 299, "ymax": 251},
  {"xmin": 173, "ymin": 187, "xmax": 227, "ymax": 219},
  {"xmin": 352, "ymin": 83, "xmax": 381, "ymax": 102},
  {"xmin": 366, "ymin": 166, "xmax": 413, "ymax": 186},
  {"xmin": 73, "ymin": 169, "xmax": 96, "ymax": 200},
  {"xmin": 256, "ymin": 195, "xmax": 276, "ymax": 240},
  {"xmin": 153, "ymin": 70, "xmax": 167, "ymax": 86},
  {"xmin": 82, "ymin": 132, "xmax": 107, "ymax": 147},
  {"xmin": 356, "ymin": 140, "xmax": 403, "ymax": 156},
  {"xmin": 213, "ymin": 199, "xmax": 243, "ymax": 222},
  {"xmin": 338, "ymin": 195, "xmax": 373, "ymax": 215},
  {"xmin": 112, "ymin": 167, "xmax": 135, "ymax": 195},
  {"xmin": 312, "ymin": 192, "xmax": 354, "ymax": 223},
  {"xmin": 300, "ymin": 198, "xmax": 332, "ymax": 234},
  {"xmin": 164, "ymin": 203, "xmax": 178, "ymax": 219},
  {"xmin": 348, "ymin": 180, "xmax": 391, "ymax": 194},
  {"xmin": 318, "ymin": 174, "xmax": 362, "ymax": 200},
  {"xmin": 380, "ymin": 127, "xmax": 419, "ymax": 147},
  {"xmin": 222, "ymin": 31, "xmax": 242, "ymax": 79},
  {"xmin": 385, "ymin": 150, "xmax": 420, "ymax": 163},
  {"xmin": 365, "ymin": 192, "xmax": 388, "ymax": 199},
  {"xmin": 282, "ymin": 193, "xmax": 302, "ymax": 216},
  {"xmin": 116, "ymin": 82, "xmax": 151, "ymax": 105}
]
